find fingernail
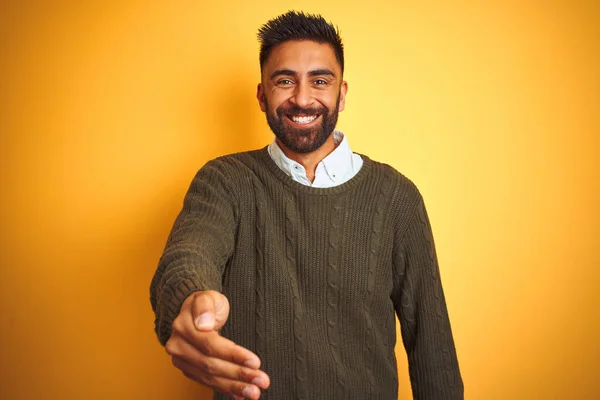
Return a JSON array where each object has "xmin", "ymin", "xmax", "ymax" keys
[
  {"xmin": 252, "ymin": 376, "xmax": 266, "ymax": 387},
  {"xmin": 194, "ymin": 312, "xmax": 213, "ymax": 329},
  {"xmin": 242, "ymin": 386, "xmax": 256, "ymax": 398},
  {"xmin": 244, "ymin": 358, "xmax": 260, "ymax": 369}
]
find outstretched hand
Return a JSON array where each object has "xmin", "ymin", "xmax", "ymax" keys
[{"xmin": 166, "ymin": 290, "xmax": 270, "ymax": 400}]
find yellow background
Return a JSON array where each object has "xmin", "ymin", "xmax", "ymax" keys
[{"xmin": 1, "ymin": 1, "xmax": 598, "ymax": 399}]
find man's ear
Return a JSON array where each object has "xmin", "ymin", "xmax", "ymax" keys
[
  {"xmin": 338, "ymin": 81, "xmax": 348, "ymax": 112},
  {"xmin": 257, "ymin": 83, "xmax": 266, "ymax": 112}
]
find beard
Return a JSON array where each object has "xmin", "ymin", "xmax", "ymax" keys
[{"xmin": 264, "ymin": 94, "xmax": 340, "ymax": 154}]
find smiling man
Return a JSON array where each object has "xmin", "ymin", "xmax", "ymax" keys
[
  {"xmin": 261, "ymin": 39, "xmax": 346, "ymax": 157},
  {"xmin": 151, "ymin": 11, "xmax": 463, "ymax": 400}
]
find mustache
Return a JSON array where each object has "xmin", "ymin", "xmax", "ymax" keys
[{"xmin": 276, "ymin": 105, "xmax": 327, "ymax": 117}]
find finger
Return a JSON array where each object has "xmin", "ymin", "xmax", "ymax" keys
[
  {"xmin": 212, "ymin": 374, "xmax": 263, "ymax": 400},
  {"xmin": 201, "ymin": 355, "xmax": 270, "ymax": 390},
  {"xmin": 191, "ymin": 291, "xmax": 217, "ymax": 331},
  {"xmin": 210, "ymin": 291, "xmax": 230, "ymax": 331},
  {"xmin": 188, "ymin": 330, "xmax": 262, "ymax": 369},
  {"xmin": 173, "ymin": 357, "xmax": 263, "ymax": 400},
  {"xmin": 171, "ymin": 338, "xmax": 270, "ymax": 389},
  {"xmin": 172, "ymin": 315, "xmax": 262, "ymax": 370}
]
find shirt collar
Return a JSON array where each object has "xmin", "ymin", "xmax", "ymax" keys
[
  {"xmin": 319, "ymin": 130, "xmax": 352, "ymax": 183},
  {"xmin": 267, "ymin": 130, "xmax": 355, "ymax": 186}
]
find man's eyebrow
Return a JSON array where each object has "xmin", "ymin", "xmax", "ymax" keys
[
  {"xmin": 270, "ymin": 68, "xmax": 337, "ymax": 80},
  {"xmin": 308, "ymin": 69, "xmax": 335, "ymax": 77},
  {"xmin": 270, "ymin": 69, "xmax": 297, "ymax": 79}
]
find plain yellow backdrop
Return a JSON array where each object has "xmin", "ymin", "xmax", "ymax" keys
[{"xmin": 1, "ymin": 1, "xmax": 598, "ymax": 399}]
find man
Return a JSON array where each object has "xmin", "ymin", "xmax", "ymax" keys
[{"xmin": 151, "ymin": 11, "xmax": 463, "ymax": 400}]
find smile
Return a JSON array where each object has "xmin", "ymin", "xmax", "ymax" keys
[{"xmin": 287, "ymin": 114, "xmax": 319, "ymax": 125}]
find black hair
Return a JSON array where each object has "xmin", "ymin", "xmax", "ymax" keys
[{"xmin": 257, "ymin": 11, "xmax": 344, "ymax": 74}]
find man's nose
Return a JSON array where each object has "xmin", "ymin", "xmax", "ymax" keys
[{"xmin": 290, "ymin": 82, "xmax": 313, "ymax": 109}]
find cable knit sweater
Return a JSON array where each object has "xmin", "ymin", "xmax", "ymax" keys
[{"xmin": 150, "ymin": 148, "xmax": 463, "ymax": 400}]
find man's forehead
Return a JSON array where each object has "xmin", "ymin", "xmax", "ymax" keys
[{"xmin": 263, "ymin": 40, "xmax": 340, "ymax": 75}]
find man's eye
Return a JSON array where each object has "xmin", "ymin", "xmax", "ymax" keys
[
  {"xmin": 314, "ymin": 79, "xmax": 327, "ymax": 85},
  {"xmin": 278, "ymin": 79, "xmax": 293, "ymax": 85}
]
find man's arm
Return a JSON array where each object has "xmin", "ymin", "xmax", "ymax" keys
[
  {"xmin": 150, "ymin": 159, "xmax": 270, "ymax": 399},
  {"xmin": 150, "ymin": 159, "xmax": 237, "ymax": 344},
  {"xmin": 392, "ymin": 196, "xmax": 464, "ymax": 400}
]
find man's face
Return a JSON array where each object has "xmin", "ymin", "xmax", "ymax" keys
[{"xmin": 257, "ymin": 40, "xmax": 348, "ymax": 154}]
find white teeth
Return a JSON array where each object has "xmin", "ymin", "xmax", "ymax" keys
[{"xmin": 291, "ymin": 115, "xmax": 317, "ymax": 124}]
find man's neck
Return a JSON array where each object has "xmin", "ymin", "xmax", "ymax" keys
[{"xmin": 275, "ymin": 134, "xmax": 337, "ymax": 183}]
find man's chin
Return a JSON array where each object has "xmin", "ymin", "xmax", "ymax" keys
[{"xmin": 277, "ymin": 133, "xmax": 330, "ymax": 154}]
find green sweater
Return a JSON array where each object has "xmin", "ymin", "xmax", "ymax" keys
[{"xmin": 150, "ymin": 148, "xmax": 463, "ymax": 400}]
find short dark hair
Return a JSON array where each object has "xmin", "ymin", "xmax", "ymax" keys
[{"xmin": 257, "ymin": 11, "xmax": 344, "ymax": 74}]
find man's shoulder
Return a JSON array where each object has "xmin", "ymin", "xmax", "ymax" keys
[
  {"xmin": 361, "ymin": 154, "xmax": 422, "ymax": 200},
  {"xmin": 211, "ymin": 147, "xmax": 265, "ymax": 163},
  {"xmin": 201, "ymin": 148, "xmax": 268, "ymax": 174}
]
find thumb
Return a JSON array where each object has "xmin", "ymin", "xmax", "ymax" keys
[{"xmin": 191, "ymin": 290, "xmax": 229, "ymax": 331}]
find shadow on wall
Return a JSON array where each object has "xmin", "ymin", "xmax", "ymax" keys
[{"xmin": 194, "ymin": 68, "xmax": 266, "ymax": 162}]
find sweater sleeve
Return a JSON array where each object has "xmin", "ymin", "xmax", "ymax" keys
[
  {"xmin": 392, "ymin": 196, "xmax": 464, "ymax": 400},
  {"xmin": 150, "ymin": 159, "xmax": 238, "ymax": 346}
]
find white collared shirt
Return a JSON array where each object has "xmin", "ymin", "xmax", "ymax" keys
[{"xmin": 267, "ymin": 130, "xmax": 363, "ymax": 188}]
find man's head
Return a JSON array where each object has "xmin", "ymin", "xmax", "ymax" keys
[
  {"xmin": 256, "ymin": 11, "xmax": 348, "ymax": 154},
  {"xmin": 258, "ymin": 11, "xmax": 344, "ymax": 75}
]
